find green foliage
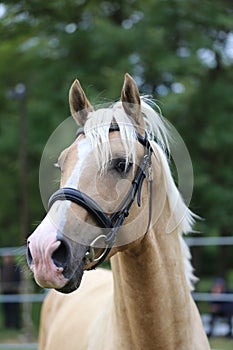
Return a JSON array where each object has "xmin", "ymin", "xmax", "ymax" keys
[
  {"xmin": 183, "ymin": 67, "xmax": 233, "ymax": 232},
  {"xmin": 0, "ymin": 1, "xmax": 232, "ymax": 278}
]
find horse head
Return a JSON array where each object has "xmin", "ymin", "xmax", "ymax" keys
[{"xmin": 27, "ymin": 74, "xmax": 181, "ymax": 293}]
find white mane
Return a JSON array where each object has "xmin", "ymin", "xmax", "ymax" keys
[
  {"xmin": 152, "ymin": 143, "xmax": 198, "ymax": 290},
  {"xmin": 84, "ymin": 97, "xmax": 197, "ymax": 290},
  {"xmin": 84, "ymin": 97, "xmax": 169, "ymax": 168}
]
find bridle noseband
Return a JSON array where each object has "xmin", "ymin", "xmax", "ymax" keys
[{"xmin": 48, "ymin": 124, "xmax": 154, "ymax": 270}]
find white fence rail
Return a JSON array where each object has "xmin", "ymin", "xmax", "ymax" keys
[
  {"xmin": 0, "ymin": 345, "xmax": 37, "ymax": 349},
  {"xmin": 186, "ymin": 236, "xmax": 233, "ymax": 246},
  {"xmin": 0, "ymin": 294, "xmax": 46, "ymax": 303},
  {"xmin": 0, "ymin": 247, "xmax": 25, "ymax": 256},
  {"xmin": 2, "ymin": 235, "xmax": 233, "ymax": 256},
  {"xmin": 1, "ymin": 292, "xmax": 233, "ymax": 303},
  {"xmin": 193, "ymin": 292, "xmax": 233, "ymax": 302}
]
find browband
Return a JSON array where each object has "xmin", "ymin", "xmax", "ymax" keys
[{"xmin": 76, "ymin": 124, "xmax": 153, "ymax": 151}]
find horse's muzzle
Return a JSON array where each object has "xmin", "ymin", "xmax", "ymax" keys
[{"xmin": 27, "ymin": 229, "xmax": 88, "ymax": 293}]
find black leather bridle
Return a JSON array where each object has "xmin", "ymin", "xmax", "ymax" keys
[{"xmin": 48, "ymin": 124, "xmax": 154, "ymax": 270}]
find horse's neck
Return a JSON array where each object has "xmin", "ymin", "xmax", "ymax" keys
[{"xmin": 110, "ymin": 205, "xmax": 197, "ymax": 349}]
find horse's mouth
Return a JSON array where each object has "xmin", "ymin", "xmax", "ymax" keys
[
  {"xmin": 55, "ymin": 246, "xmax": 87, "ymax": 294},
  {"xmin": 56, "ymin": 267, "xmax": 84, "ymax": 294}
]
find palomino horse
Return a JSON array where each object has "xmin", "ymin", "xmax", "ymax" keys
[{"xmin": 27, "ymin": 74, "xmax": 210, "ymax": 349}]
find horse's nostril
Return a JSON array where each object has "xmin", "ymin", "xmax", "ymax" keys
[
  {"xmin": 52, "ymin": 240, "xmax": 70, "ymax": 269},
  {"xmin": 27, "ymin": 244, "xmax": 33, "ymax": 266}
]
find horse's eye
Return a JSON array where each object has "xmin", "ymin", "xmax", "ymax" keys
[{"xmin": 114, "ymin": 159, "xmax": 132, "ymax": 174}]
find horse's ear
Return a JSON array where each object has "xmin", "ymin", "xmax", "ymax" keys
[
  {"xmin": 121, "ymin": 73, "xmax": 143, "ymax": 127},
  {"xmin": 69, "ymin": 79, "xmax": 93, "ymax": 126}
]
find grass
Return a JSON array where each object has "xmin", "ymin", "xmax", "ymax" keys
[
  {"xmin": 0, "ymin": 346, "xmax": 36, "ymax": 350},
  {"xmin": 0, "ymin": 326, "xmax": 37, "ymax": 341},
  {"xmin": 0, "ymin": 328, "xmax": 232, "ymax": 350},
  {"xmin": 0, "ymin": 307, "xmax": 38, "ymax": 349},
  {"xmin": 209, "ymin": 337, "xmax": 233, "ymax": 350},
  {"xmin": 0, "ymin": 328, "xmax": 37, "ymax": 350}
]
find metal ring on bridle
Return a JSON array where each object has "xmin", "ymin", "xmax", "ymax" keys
[{"xmin": 85, "ymin": 235, "xmax": 109, "ymax": 263}]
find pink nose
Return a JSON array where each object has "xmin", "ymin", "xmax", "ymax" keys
[
  {"xmin": 27, "ymin": 222, "xmax": 71, "ymax": 288},
  {"xmin": 27, "ymin": 238, "xmax": 69, "ymax": 288},
  {"xmin": 27, "ymin": 237, "xmax": 70, "ymax": 270}
]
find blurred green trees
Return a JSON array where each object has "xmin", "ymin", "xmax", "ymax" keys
[{"xmin": 0, "ymin": 0, "xmax": 232, "ymax": 276}]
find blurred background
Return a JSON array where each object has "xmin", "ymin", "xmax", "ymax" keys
[{"xmin": 0, "ymin": 0, "xmax": 232, "ymax": 348}]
